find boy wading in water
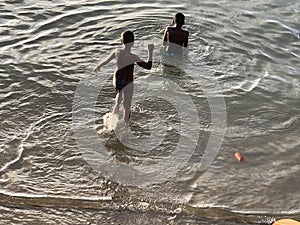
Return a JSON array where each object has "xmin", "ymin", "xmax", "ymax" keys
[
  {"xmin": 94, "ymin": 31, "xmax": 154, "ymax": 126},
  {"xmin": 163, "ymin": 12, "xmax": 189, "ymax": 54}
]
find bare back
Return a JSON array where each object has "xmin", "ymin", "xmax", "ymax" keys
[
  {"xmin": 163, "ymin": 26, "xmax": 189, "ymax": 54},
  {"xmin": 113, "ymin": 47, "xmax": 152, "ymax": 87},
  {"xmin": 114, "ymin": 48, "xmax": 135, "ymax": 84}
]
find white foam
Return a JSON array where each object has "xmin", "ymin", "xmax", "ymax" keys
[{"xmin": 103, "ymin": 112, "xmax": 119, "ymax": 131}]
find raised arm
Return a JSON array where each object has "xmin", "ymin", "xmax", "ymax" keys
[
  {"xmin": 135, "ymin": 44, "xmax": 154, "ymax": 70},
  {"xmin": 93, "ymin": 50, "xmax": 115, "ymax": 74}
]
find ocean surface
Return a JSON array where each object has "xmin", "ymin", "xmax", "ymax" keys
[{"xmin": 0, "ymin": 0, "xmax": 299, "ymax": 224}]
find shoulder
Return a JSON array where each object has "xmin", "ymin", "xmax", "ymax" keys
[
  {"xmin": 165, "ymin": 26, "xmax": 172, "ymax": 32},
  {"xmin": 181, "ymin": 29, "xmax": 189, "ymax": 37},
  {"xmin": 129, "ymin": 52, "xmax": 139, "ymax": 61},
  {"xmin": 114, "ymin": 48, "xmax": 124, "ymax": 57},
  {"xmin": 119, "ymin": 50, "xmax": 138, "ymax": 61},
  {"xmin": 115, "ymin": 48, "xmax": 122, "ymax": 53}
]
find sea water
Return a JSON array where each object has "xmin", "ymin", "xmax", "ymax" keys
[{"xmin": 0, "ymin": 0, "xmax": 299, "ymax": 224}]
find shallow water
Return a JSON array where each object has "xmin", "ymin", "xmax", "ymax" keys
[{"xmin": 0, "ymin": 0, "xmax": 299, "ymax": 224}]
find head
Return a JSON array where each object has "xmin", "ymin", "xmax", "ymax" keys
[
  {"xmin": 173, "ymin": 13, "xmax": 185, "ymax": 26},
  {"xmin": 121, "ymin": 30, "xmax": 134, "ymax": 47}
]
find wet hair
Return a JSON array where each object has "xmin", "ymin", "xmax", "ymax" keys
[
  {"xmin": 174, "ymin": 13, "xmax": 185, "ymax": 26},
  {"xmin": 121, "ymin": 30, "xmax": 134, "ymax": 44}
]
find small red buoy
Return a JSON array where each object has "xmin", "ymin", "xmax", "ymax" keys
[{"xmin": 235, "ymin": 152, "xmax": 244, "ymax": 162}]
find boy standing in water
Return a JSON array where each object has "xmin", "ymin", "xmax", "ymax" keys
[
  {"xmin": 94, "ymin": 31, "xmax": 154, "ymax": 125},
  {"xmin": 163, "ymin": 12, "xmax": 189, "ymax": 54}
]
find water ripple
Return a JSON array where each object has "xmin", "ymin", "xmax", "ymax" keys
[{"xmin": 0, "ymin": 0, "xmax": 299, "ymax": 224}]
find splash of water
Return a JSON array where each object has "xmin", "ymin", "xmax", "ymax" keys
[{"xmin": 103, "ymin": 112, "xmax": 119, "ymax": 131}]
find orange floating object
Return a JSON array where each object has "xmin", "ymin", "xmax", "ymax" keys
[
  {"xmin": 235, "ymin": 152, "xmax": 244, "ymax": 162},
  {"xmin": 273, "ymin": 219, "xmax": 300, "ymax": 225}
]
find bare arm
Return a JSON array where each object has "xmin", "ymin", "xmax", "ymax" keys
[
  {"xmin": 162, "ymin": 27, "xmax": 168, "ymax": 46},
  {"xmin": 93, "ymin": 50, "xmax": 115, "ymax": 74},
  {"xmin": 135, "ymin": 44, "xmax": 154, "ymax": 70}
]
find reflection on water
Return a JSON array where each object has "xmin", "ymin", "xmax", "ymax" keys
[{"xmin": 0, "ymin": 0, "xmax": 299, "ymax": 224}]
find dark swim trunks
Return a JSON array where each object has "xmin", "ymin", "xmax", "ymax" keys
[{"xmin": 115, "ymin": 79, "xmax": 129, "ymax": 92}]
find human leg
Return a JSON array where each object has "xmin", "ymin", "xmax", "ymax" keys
[
  {"xmin": 113, "ymin": 91, "xmax": 122, "ymax": 115},
  {"xmin": 122, "ymin": 83, "xmax": 133, "ymax": 124}
]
